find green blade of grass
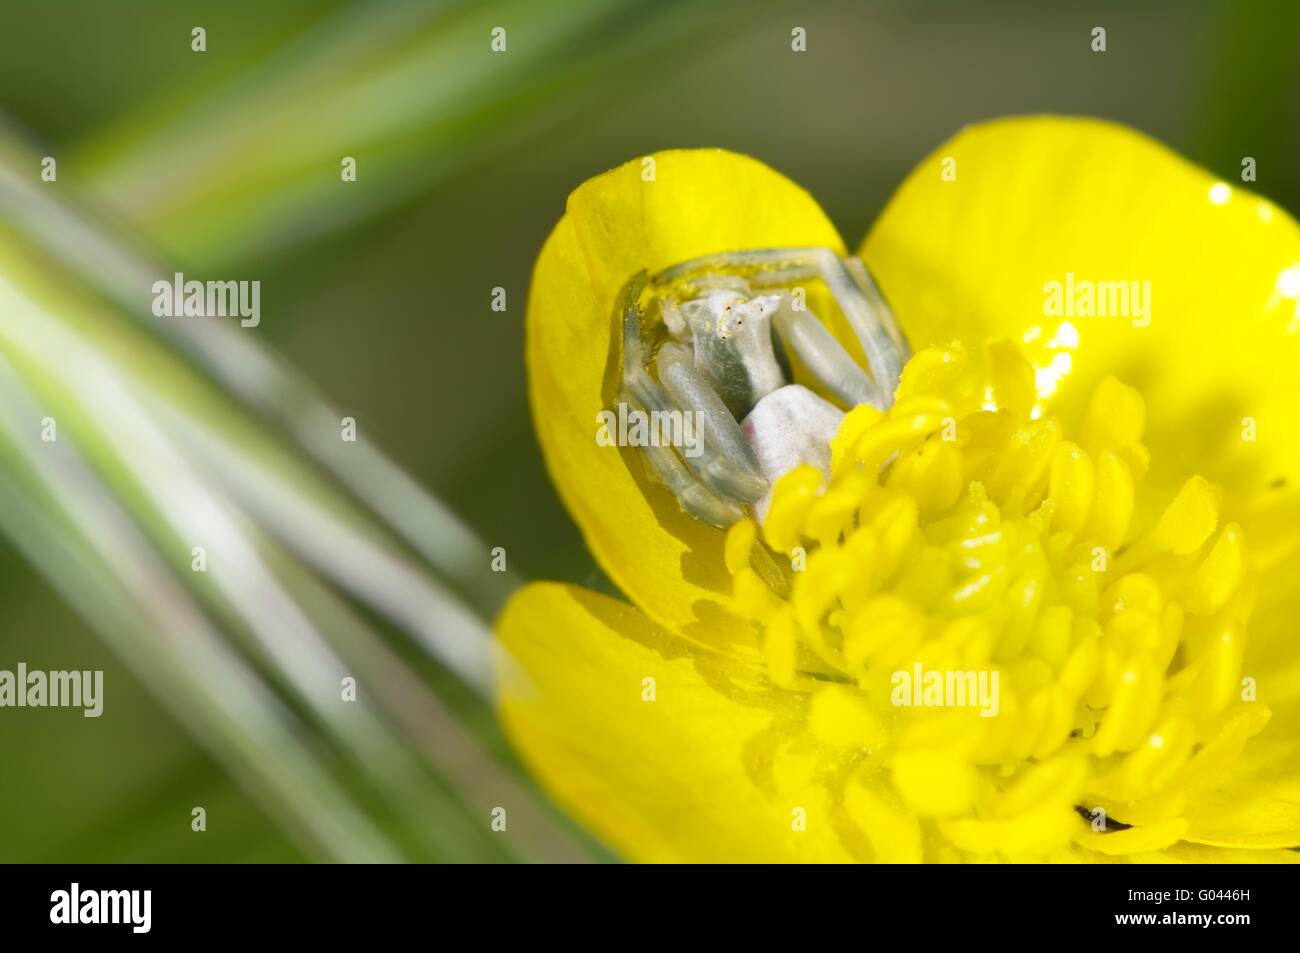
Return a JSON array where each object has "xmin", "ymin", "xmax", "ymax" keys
[{"xmin": 0, "ymin": 123, "xmax": 601, "ymax": 862}]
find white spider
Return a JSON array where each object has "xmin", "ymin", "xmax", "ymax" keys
[{"xmin": 617, "ymin": 248, "xmax": 909, "ymax": 528}]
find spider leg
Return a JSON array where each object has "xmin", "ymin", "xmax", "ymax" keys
[
  {"xmin": 655, "ymin": 342, "xmax": 766, "ymax": 504},
  {"xmin": 656, "ymin": 248, "xmax": 909, "ymax": 409},
  {"xmin": 622, "ymin": 392, "xmax": 745, "ymax": 528},
  {"xmin": 618, "ymin": 272, "xmax": 757, "ymax": 526},
  {"xmin": 772, "ymin": 297, "xmax": 884, "ymax": 409}
]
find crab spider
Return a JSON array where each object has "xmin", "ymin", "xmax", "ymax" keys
[{"xmin": 617, "ymin": 247, "xmax": 910, "ymax": 528}]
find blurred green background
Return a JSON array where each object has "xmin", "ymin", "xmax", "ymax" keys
[{"xmin": 0, "ymin": 0, "xmax": 1296, "ymax": 862}]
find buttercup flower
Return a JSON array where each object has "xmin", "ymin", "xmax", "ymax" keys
[{"xmin": 496, "ymin": 117, "xmax": 1300, "ymax": 862}]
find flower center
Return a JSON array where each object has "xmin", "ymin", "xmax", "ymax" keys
[{"xmin": 723, "ymin": 340, "xmax": 1264, "ymax": 858}]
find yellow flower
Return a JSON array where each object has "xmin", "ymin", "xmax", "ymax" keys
[{"xmin": 496, "ymin": 117, "xmax": 1300, "ymax": 863}]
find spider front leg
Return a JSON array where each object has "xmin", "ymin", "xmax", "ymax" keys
[
  {"xmin": 618, "ymin": 273, "xmax": 762, "ymax": 527},
  {"xmin": 654, "ymin": 342, "xmax": 766, "ymax": 504},
  {"xmin": 771, "ymin": 295, "xmax": 884, "ymax": 409},
  {"xmin": 623, "ymin": 394, "xmax": 747, "ymax": 528}
]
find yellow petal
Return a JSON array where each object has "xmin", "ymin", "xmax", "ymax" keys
[
  {"xmin": 528, "ymin": 150, "xmax": 845, "ymax": 652},
  {"xmin": 1130, "ymin": 843, "xmax": 1300, "ymax": 863},
  {"xmin": 862, "ymin": 117, "xmax": 1300, "ymax": 517},
  {"xmin": 496, "ymin": 582, "xmax": 872, "ymax": 862},
  {"xmin": 1181, "ymin": 739, "xmax": 1300, "ymax": 848},
  {"xmin": 1073, "ymin": 818, "xmax": 1189, "ymax": 855}
]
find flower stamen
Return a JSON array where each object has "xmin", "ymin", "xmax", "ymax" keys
[{"xmin": 724, "ymin": 340, "xmax": 1264, "ymax": 858}]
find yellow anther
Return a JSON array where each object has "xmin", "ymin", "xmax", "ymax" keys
[
  {"xmin": 893, "ymin": 544, "xmax": 956, "ymax": 609},
  {"xmin": 1085, "ymin": 449, "xmax": 1134, "ymax": 554},
  {"xmin": 941, "ymin": 803, "xmax": 1077, "ymax": 858},
  {"xmin": 892, "ymin": 749, "xmax": 976, "ymax": 817},
  {"xmin": 1103, "ymin": 608, "xmax": 1162, "ymax": 663},
  {"xmin": 956, "ymin": 410, "xmax": 1017, "ymax": 477},
  {"xmin": 987, "ymin": 417, "xmax": 1062, "ymax": 510},
  {"xmin": 940, "ymin": 566, "xmax": 1011, "ymax": 616},
  {"xmin": 1114, "ymin": 440, "xmax": 1150, "ymax": 484},
  {"xmin": 888, "ymin": 437, "xmax": 964, "ymax": 517},
  {"xmin": 1057, "ymin": 558, "xmax": 1101, "ymax": 618},
  {"xmin": 997, "ymin": 569, "xmax": 1047, "ymax": 661},
  {"xmin": 1012, "ymin": 655, "xmax": 1055, "ymax": 692},
  {"xmin": 971, "ymin": 686, "xmax": 1021, "ymax": 762},
  {"xmin": 863, "ymin": 489, "xmax": 920, "ymax": 578},
  {"xmin": 1002, "ymin": 697, "xmax": 1042, "ymax": 765},
  {"xmin": 1105, "ymin": 715, "xmax": 1196, "ymax": 802},
  {"xmin": 1183, "ymin": 522, "xmax": 1245, "ymax": 615},
  {"xmin": 1083, "ymin": 644, "xmax": 1124, "ymax": 709},
  {"xmin": 988, "ymin": 338, "xmax": 1036, "ymax": 418},
  {"xmin": 1029, "ymin": 687, "xmax": 1075, "ymax": 759},
  {"xmin": 831, "ymin": 526, "xmax": 878, "ymax": 605},
  {"xmin": 1091, "ymin": 654, "xmax": 1162, "ymax": 756},
  {"xmin": 844, "ymin": 594, "xmax": 925, "ymax": 670},
  {"xmin": 1058, "ymin": 627, "xmax": 1101, "ymax": 700},
  {"xmin": 998, "ymin": 754, "xmax": 1088, "ymax": 817},
  {"xmin": 809, "ymin": 686, "xmax": 886, "ymax": 749},
  {"xmin": 1189, "ymin": 622, "xmax": 1245, "ymax": 715},
  {"xmin": 894, "ymin": 699, "xmax": 984, "ymax": 755},
  {"xmin": 1081, "ymin": 375, "xmax": 1146, "ymax": 451},
  {"xmin": 1152, "ymin": 602, "xmax": 1184, "ymax": 672},
  {"xmin": 830, "ymin": 403, "xmax": 885, "ymax": 471},
  {"xmin": 1159, "ymin": 704, "xmax": 1269, "ymax": 802},
  {"xmin": 894, "ymin": 342, "xmax": 969, "ymax": 403},
  {"xmin": 1148, "ymin": 475, "xmax": 1221, "ymax": 555},
  {"xmin": 1073, "ymin": 818, "xmax": 1188, "ymax": 856},
  {"xmin": 924, "ymin": 482, "xmax": 998, "ymax": 545},
  {"xmin": 943, "ymin": 615, "xmax": 996, "ymax": 667},
  {"xmin": 1028, "ymin": 604, "xmax": 1073, "ymax": 669},
  {"xmin": 1104, "ymin": 572, "xmax": 1164, "ymax": 618},
  {"xmin": 844, "ymin": 396, "xmax": 952, "ymax": 471},
  {"xmin": 792, "ymin": 548, "xmax": 853, "ymax": 636},
  {"xmin": 805, "ymin": 471, "xmax": 871, "ymax": 546},
  {"xmin": 1048, "ymin": 441, "xmax": 1095, "ymax": 536},
  {"xmin": 763, "ymin": 464, "xmax": 823, "ymax": 553},
  {"xmin": 724, "ymin": 518, "xmax": 758, "ymax": 575}
]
